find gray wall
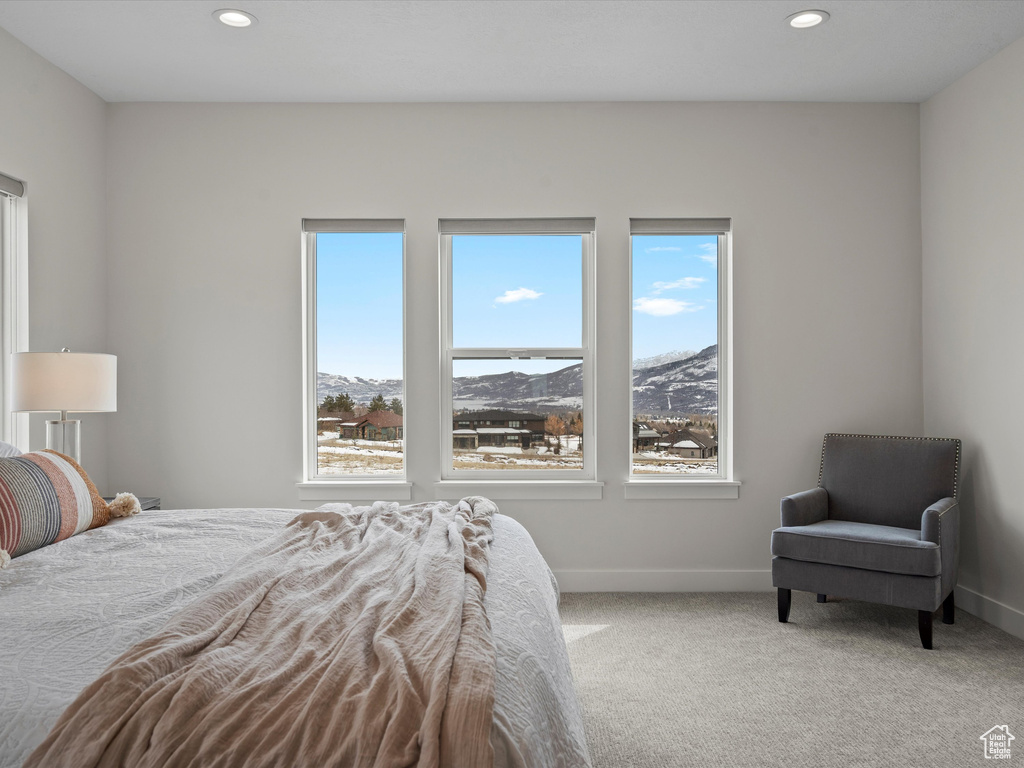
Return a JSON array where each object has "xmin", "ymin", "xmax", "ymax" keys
[
  {"xmin": 922, "ymin": 35, "xmax": 1024, "ymax": 634},
  {"xmin": 0, "ymin": 28, "xmax": 109, "ymax": 486},
  {"xmin": 105, "ymin": 101, "xmax": 923, "ymax": 587}
]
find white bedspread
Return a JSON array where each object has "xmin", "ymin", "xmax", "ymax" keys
[{"xmin": 0, "ymin": 508, "xmax": 589, "ymax": 768}]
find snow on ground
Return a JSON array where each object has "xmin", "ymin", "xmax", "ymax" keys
[
  {"xmin": 319, "ymin": 444, "xmax": 403, "ymax": 459},
  {"xmin": 632, "ymin": 457, "xmax": 718, "ymax": 474},
  {"xmin": 317, "ymin": 464, "xmax": 403, "ymax": 476},
  {"xmin": 317, "ymin": 435, "xmax": 404, "ymax": 475},
  {"xmin": 453, "ymin": 452, "xmax": 582, "ymax": 469},
  {"xmin": 317, "ymin": 432, "xmax": 712, "ymax": 474}
]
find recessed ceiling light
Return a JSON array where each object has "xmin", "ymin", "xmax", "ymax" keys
[
  {"xmin": 787, "ymin": 9, "xmax": 830, "ymax": 28},
  {"xmin": 214, "ymin": 9, "xmax": 258, "ymax": 28}
]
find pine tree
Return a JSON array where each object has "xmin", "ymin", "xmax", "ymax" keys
[
  {"xmin": 389, "ymin": 398, "xmax": 403, "ymax": 415},
  {"xmin": 320, "ymin": 392, "xmax": 355, "ymax": 415},
  {"xmin": 368, "ymin": 394, "xmax": 388, "ymax": 412}
]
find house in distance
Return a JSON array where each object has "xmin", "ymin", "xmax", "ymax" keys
[
  {"xmin": 453, "ymin": 410, "xmax": 546, "ymax": 450},
  {"xmin": 318, "ymin": 410, "xmax": 403, "ymax": 441}
]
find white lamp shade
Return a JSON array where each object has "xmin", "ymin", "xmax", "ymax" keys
[{"xmin": 10, "ymin": 352, "xmax": 117, "ymax": 413}]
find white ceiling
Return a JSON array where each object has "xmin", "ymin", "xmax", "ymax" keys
[{"xmin": 1, "ymin": 0, "xmax": 1023, "ymax": 103}]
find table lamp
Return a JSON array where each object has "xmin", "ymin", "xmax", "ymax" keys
[{"xmin": 10, "ymin": 349, "xmax": 117, "ymax": 465}]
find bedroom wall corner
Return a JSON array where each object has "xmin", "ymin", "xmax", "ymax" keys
[
  {"xmin": 921, "ymin": 34, "xmax": 1024, "ymax": 640},
  {"xmin": 0, "ymin": 26, "xmax": 109, "ymax": 489}
]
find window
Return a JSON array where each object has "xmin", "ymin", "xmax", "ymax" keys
[
  {"xmin": 0, "ymin": 172, "xmax": 28, "ymax": 448},
  {"xmin": 302, "ymin": 220, "xmax": 405, "ymax": 480},
  {"xmin": 440, "ymin": 218, "xmax": 595, "ymax": 479},
  {"xmin": 629, "ymin": 218, "xmax": 732, "ymax": 479}
]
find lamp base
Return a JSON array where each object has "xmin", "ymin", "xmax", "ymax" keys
[{"xmin": 45, "ymin": 418, "xmax": 81, "ymax": 464}]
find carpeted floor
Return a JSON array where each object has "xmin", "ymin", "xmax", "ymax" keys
[{"xmin": 559, "ymin": 592, "xmax": 1024, "ymax": 768}]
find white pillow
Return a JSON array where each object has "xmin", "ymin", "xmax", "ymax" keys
[{"xmin": 0, "ymin": 441, "xmax": 22, "ymax": 458}]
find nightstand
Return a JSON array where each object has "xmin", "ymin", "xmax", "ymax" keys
[{"xmin": 102, "ymin": 496, "xmax": 161, "ymax": 510}]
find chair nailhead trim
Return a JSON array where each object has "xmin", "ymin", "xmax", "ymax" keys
[{"xmin": 817, "ymin": 433, "xmax": 962, "ymax": 498}]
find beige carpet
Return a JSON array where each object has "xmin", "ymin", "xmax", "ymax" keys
[{"xmin": 559, "ymin": 592, "xmax": 1024, "ymax": 768}]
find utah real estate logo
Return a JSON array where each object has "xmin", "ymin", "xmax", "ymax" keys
[{"xmin": 980, "ymin": 725, "xmax": 1015, "ymax": 759}]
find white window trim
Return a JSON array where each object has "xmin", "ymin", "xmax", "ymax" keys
[
  {"xmin": 1, "ymin": 185, "xmax": 29, "ymax": 449},
  {"xmin": 439, "ymin": 218, "xmax": 597, "ymax": 482},
  {"xmin": 624, "ymin": 218, "xmax": 737, "ymax": 498},
  {"xmin": 300, "ymin": 219, "xmax": 408, "ymax": 493}
]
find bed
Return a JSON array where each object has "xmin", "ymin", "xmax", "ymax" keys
[{"xmin": 0, "ymin": 504, "xmax": 590, "ymax": 768}]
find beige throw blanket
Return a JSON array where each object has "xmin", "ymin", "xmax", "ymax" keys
[{"xmin": 26, "ymin": 497, "xmax": 498, "ymax": 768}]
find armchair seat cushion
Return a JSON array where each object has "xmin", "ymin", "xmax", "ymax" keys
[{"xmin": 771, "ymin": 520, "xmax": 940, "ymax": 577}]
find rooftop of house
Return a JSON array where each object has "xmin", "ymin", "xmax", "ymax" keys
[
  {"xmin": 361, "ymin": 410, "xmax": 404, "ymax": 429},
  {"xmin": 318, "ymin": 411, "xmax": 356, "ymax": 422},
  {"xmin": 661, "ymin": 429, "xmax": 718, "ymax": 449},
  {"xmin": 455, "ymin": 409, "xmax": 545, "ymax": 422}
]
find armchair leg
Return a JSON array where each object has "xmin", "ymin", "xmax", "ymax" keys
[
  {"xmin": 817, "ymin": 593, "xmax": 827, "ymax": 603},
  {"xmin": 918, "ymin": 610, "xmax": 933, "ymax": 650},
  {"xmin": 942, "ymin": 592, "xmax": 955, "ymax": 625},
  {"xmin": 778, "ymin": 588, "xmax": 791, "ymax": 623}
]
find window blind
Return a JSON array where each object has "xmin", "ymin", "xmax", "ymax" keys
[
  {"xmin": 439, "ymin": 218, "xmax": 596, "ymax": 235},
  {"xmin": 302, "ymin": 219, "xmax": 405, "ymax": 233},
  {"xmin": 0, "ymin": 172, "xmax": 25, "ymax": 198},
  {"xmin": 630, "ymin": 218, "xmax": 730, "ymax": 235}
]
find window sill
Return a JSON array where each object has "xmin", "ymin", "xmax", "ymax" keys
[
  {"xmin": 434, "ymin": 480, "xmax": 604, "ymax": 501},
  {"xmin": 623, "ymin": 479, "xmax": 741, "ymax": 500},
  {"xmin": 296, "ymin": 480, "xmax": 412, "ymax": 501}
]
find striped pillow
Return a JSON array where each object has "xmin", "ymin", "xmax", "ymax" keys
[{"xmin": 0, "ymin": 450, "xmax": 110, "ymax": 566}]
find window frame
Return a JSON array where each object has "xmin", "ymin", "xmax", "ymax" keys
[
  {"xmin": 626, "ymin": 218, "xmax": 736, "ymax": 496},
  {"xmin": 0, "ymin": 181, "xmax": 29, "ymax": 449},
  {"xmin": 300, "ymin": 219, "xmax": 410, "ymax": 494},
  {"xmin": 439, "ymin": 218, "xmax": 597, "ymax": 481}
]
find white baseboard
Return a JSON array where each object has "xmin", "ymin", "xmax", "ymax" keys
[
  {"xmin": 553, "ymin": 569, "xmax": 773, "ymax": 592},
  {"xmin": 553, "ymin": 575, "xmax": 1024, "ymax": 640},
  {"xmin": 955, "ymin": 585, "xmax": 1024, "ymax": 641}
]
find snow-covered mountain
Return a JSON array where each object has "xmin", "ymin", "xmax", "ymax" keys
[
  {"xmin": 319, "ymin": 344, "xmax": 717, "ymax": 416},
  {"xmin": 631, "ymin": 344, "xmax": 717, "ymax": 416},
  {"xmin": 317, "ymin": 372, "xmax": 402, "ymax": 405},
  {"xmin": 632, "ymin": 350, "xmax": 697, "ymax": 370},
  {"xmin": 452, "ymin": 363, "xmax": 583, "ymax": 412}
]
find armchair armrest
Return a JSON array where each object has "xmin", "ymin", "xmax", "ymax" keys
[
  {"xmin": 780, "ymin": 487, "xmax": 828, "ymax": 527},
  {"xmin": 921, "ymin": 497, "xmax": 960, "ymax": 598},
  {"xmin": 921, "ymin": 497, "xmax": 959, "ymax": 545}
]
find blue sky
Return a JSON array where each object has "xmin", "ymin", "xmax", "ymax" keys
[
  {"xmin": 317, "ymin": 232, "xmax": 404, "ymax": 379},
  {"xmin": 453, "ymin": 234, "xmax": 582, "ymax": 348},
  {"xmin": 632, "ymin": 235, "xmax": 718, "ymax": 361},
  {"xmin": 452, "ymin": 234, "xmax": 583, "ymax": 376},
  {"xmin": 316, "ymin": 232, "xmax": 717, "ymax": 380}
]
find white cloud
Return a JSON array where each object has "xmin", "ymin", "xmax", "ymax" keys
[
  {"xmin": 651, "ymin": 277, "xmax": 706, "ymax": 294},
  {"xmin": 645, "ymin": 246, "xmax": 682, "ymax": 252},
  {"xmin": 698, "ymin": 242, "xmax": 717, "ymax": 264},
  {"xmin": 633, "ymin": 297, "xmax": 700, "ymax": 316},
  {"xmin": 495, "ymin": 287, "xmax": 543, "ymax": 304}
]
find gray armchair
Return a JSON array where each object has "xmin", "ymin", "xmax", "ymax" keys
[{"xmin": 771, "ymin": 433, "xmax": 961, "ymax": 649}]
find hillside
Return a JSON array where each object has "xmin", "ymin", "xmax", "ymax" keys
[
  {"xmin": 632, "ymin": 350, "xmax": 697, "ymax": 370},
  {"xmin": 317, "ymin": 372, "xmax": 402, "ymax": 404},
  {"xmin": 631, "ymin": 344, "xmax": 717, "ymax": 416},
  {"xmin": 318, "ymin": 344, "xmax": 717, "ymax": 416}
]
